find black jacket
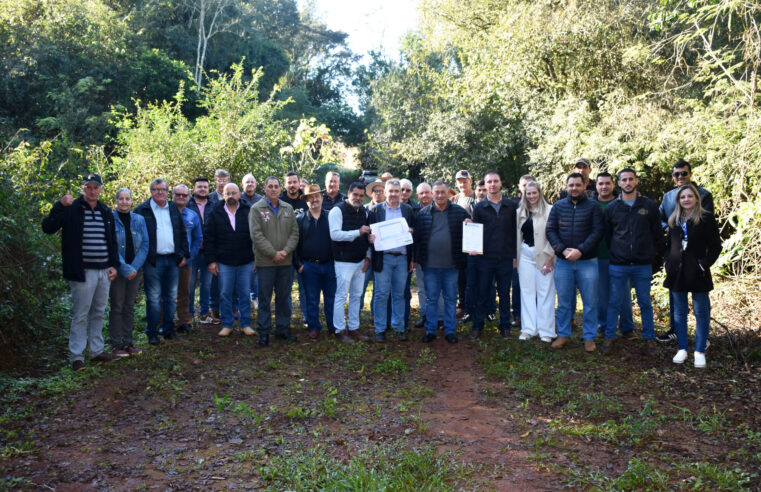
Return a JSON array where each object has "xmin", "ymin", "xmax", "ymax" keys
[
  {"xmin": 134, "ymin": 199, "xmax": 189, "ymax": 266},
  {"xmin": 471, "ymin": 196, "xmax": 518, "ymax": 260},
  {"xmin": 367, "ymin": 202, "xmax": 415, "ymax": 272},
  {"xmin": 203, "ymin": 201, "xmax": 254, "ymax": 266},
  {"xmin": 294, "ymin": 209, "xmax": 333, "ymax": 269},
  {"xmin": 187, "ymin": 196, "xmax": 215, "ymax": 225},
  {"xmin": 604, "ymin": 195, "xmax": 664, "ymax": 265},
  {"xmin": 664, "ymin": 212, "xmax": 722, "ymax": 292},
  {"xmin": 546, "ymin": 195, "xmax": 604, "ymax": 260},
  {"xmin": 412, "ymin": 202, "xmax": 470, "ymax": 269},
  {"xmin": 41, "ymin": 196, "xmax": 120, "ymax": 281}
]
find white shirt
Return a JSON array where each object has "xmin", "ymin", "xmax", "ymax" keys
[{"xmin": 150, "ymin": 198, "xmax": 175, "ymax": 254}]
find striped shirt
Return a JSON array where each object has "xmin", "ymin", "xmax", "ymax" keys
[{"xmin": 82, "ymin": 207, "xmax": 109, "ymax": 268}]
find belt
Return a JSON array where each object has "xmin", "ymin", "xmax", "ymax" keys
[
  {"xmin": 304, "ymin": 258, "xmax": 331, "ymax": 264},
  {"xmin": 385, "ymin": 252, "xmax": 406, "ymax": 257},
  {"xmin": 157, "ymin": 253, "xmax": 175, "ymax": 257}
]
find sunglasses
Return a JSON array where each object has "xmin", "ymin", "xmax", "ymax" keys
[
  {"xmin": 672, "ymin": 171, "xmax": 689, "ymax": 178},
  {"xmin": 173, "ymin": 193, "xmax": 189, "ymax": 197},
  {"xmin": 401, "ymin": 189, "xmax": 412, "ymax": 192}
]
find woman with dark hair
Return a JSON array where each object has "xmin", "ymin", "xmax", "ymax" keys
[
  {"xmin": 664, "ymin": 184, "xmax": 722, "ymax": 368},
  {"xmin": 110, "ymin": 188, "xmax": 149, "ymax": 357}
]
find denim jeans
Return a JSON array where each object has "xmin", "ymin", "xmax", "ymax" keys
[
  {"xmin": 69, "ymin": 268, "xmax": 110, "ymax": 361},
  {"xmin": 190, "ymin": 252, "xmax": 211, "ymax": 315},
  {"xmin": 257, "ymin": 265, "xmax": 292, "ymax": 335},
  {"xmin": 334, "ymin": 260, "xmax": 366, "ymax": 332},
  {"xmin": 210, "ymin": 272, "xmax": 220, "ymax": 312},
  {"xmin": 672, "ymin": 290, "xmax": 711, "ymax": 352},
  {"xmin": 373, "ymin": 254, "xmax": 408, "ymax": 334},
  {"xmin": 473, "ymin": 256, "xmax": 513, "ymax": 333},
  {"xmin": 109, "ymin": 270, "xmax": 142, "ymax": 348},
  {"xmin": 144, "ymin": 256, "xmax": 179, "ymax": 338},
  {"xmin": 415, "ymin": 263, "xmax": 427, "ymax": 315},
  {"xmin": 606, "ymin": 264, "xmax": 654, "ymax": 340},
  {"xmin": 597, "ymin": 259, "xmax": 634, "ymax": 334},
  {"xmin": 404, "ymin": 271, "xmax": 412, "ymax": 325},
  {"xmin": 423, "ymin": 268, "xmax": 458, "ymax": 335},
  {"xmin": 219, "ymin": 262, "xmax": 253, "ymax": 329},
  {"xmin": 554, "ymin": 258, "xmax": 598, "ymax": 340},
  {"xmin": 301, "ymin": 261, "xmax": 336, "ymax": 332}
]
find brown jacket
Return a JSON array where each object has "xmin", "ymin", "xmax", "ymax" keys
[{"xmin": 249, "ymin": 198, "xmax": 299, "ymax": 267}]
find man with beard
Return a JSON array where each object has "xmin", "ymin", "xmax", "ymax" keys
[
  {"xmin": 188, "ymin": 177, "xmax": 218, "ymax": 324},
  {"xmin": 206, "ymin": 183, "xmax": 256, "ymax": 337}
]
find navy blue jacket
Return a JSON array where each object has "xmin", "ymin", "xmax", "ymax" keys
[
  {"xmin": 546, "ymin": 195, "xmax": 604, "ymax": 260},
  {"xmin": 604, "ymin": 195, "xmax": 664, "ymax": 265},
  {"xmin": 134, "ymin": 199, "xmax": 189, "ymax": 266},
  {"xmin": 203, "ymin": 201, "xmax": 254, "ymax": 266},
  {"xmin": 412, "ymin": 202, "xmax": 470, "ymax": 269},
  {"xmin": 471, "ymin": 196, "xmax": 518, "ymax": 260},
  {"xmin": 367, "ymin": 202, "xmax": 415, "ymax": 272},
  {"xmin": 42, "ymin": 196, "xmax": 120, "ymax": 281}
]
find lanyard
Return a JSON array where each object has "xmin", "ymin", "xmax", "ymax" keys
[{"xmin": 679, "ymin": 219, "xmax": 688, "ymax": 251}]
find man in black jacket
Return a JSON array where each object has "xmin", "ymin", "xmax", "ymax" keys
[
  {"xmin": 368, "ymin": 179, "xmax": 415, "ymax": 341},
  {"xmin": 412, "ymin": 181, "xmax": 469, "ymax": 343},
  {"xmin": 187, "ymin": 177, "xmax": 218, "ymax": 324},
  {"xmin": 469, "ymin": 171, "xmax": 518, "ymax": 339},
  {"xmin": 295, "ymin": 184, "xmax": 336, "ymax": 340},
  {"xmin": 205, "ymin": 183, "xmax": 255, "ymax": 338},
  {"xmin": 546, "ymin": 173, "xmax": 604, "ymax": 352},
  {"xmin": 42, "ymin": 173, "xmax": 120, "ymax": 370},
  {"xmin": 134, "ymin": 178, "xmax": 189, "ymax": 345},
  {"xmin": 600, "ymin": 169, "xmax": 663, "ymax": 355}
]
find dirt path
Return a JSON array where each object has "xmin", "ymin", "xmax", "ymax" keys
[{"xmin": 418, "ymin": 339, "xmax": 562, "ymax": 491}]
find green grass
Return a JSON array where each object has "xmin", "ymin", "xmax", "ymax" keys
[{"xmin": 259, "ymin": 442, "xmax": 475, "ymax": 491}]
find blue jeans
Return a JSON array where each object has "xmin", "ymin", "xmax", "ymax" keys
[
  {"xmin": 373, "ymin": 254, "xmax": 408, "ymax": 333},
  {"xmin": 554, "ymin": 258, "xmax": 598, "ymax": 340},
  {"xmin": 597, "ymin": 259, "xmax": 634, "ymax": 334},
  {"xmin": 301, "ymin": 261, "xmax": 336, "ymax": 332},
  {"xmin": 210, "ymin": 274, "xmax": 220, "ymax": 312},
  {"xmin": 219, "ymin": 262, "xmax": 253, "ymax": 329},
  {"xmin": 144, "ymin": 255, "xmax": 179, "ymax": 338},
  {"xmin": 250, "ymin": 270, "xmax": 258, "ymax": 302},
  {"xmin": 511, "ymin": 269, "xmax": 521, "ymax": 319},
  {"xmin": 257, "ymin": 265, "xmax": 292, "ymax": 335},
  {"xmin": 473, "ymin": 256, "xmax": 513, "ymax": 332},
  {"xmin": 672, "ymin": 291, "xmax": 711, "ymax": 352},
  {"xmin": 190, "ymin": 252, "xmax": 212, "ymax": 315},
  {"xmin": 423, "ymin": 268, "xmax": 458, "ymax": 335},
  {"xmin": 404, "ymin": 271, "xmax": 412, "ymax": 325},
  {"xmin": 605, "ymin": 264, "xmax": 654, "ymax": 340}
]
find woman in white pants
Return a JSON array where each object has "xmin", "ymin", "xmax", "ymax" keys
[{"xmin": 516, "ymin": 181, "xmax": 556, "ymax": 342}]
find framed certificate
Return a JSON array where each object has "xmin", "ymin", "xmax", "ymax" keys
[
  {"xmin": 370, "ymin": 218, "xmax": 414, "ymax": 251},
  {"xmin": 462, "ymin": 222, "xmax": 483, "ymax": 254}
]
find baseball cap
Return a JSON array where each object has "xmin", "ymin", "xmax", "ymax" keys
[
  {"xmin": 83, "ymin": 173, "xmax": 103, "ymax": 186},
  {"xmin": 574, "ymin": 158, "xmax": 591, "ymax": 169},
  {"xmin": 455, "ymin": 170, "xmax": 470, "ymax": 180}
]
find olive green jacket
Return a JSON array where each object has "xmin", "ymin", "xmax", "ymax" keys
[{"xmin": 249, "ymin": 198, "xmax": 299, "ymax": 267}]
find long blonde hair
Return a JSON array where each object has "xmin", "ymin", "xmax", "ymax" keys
[
  {"xmin": 519, "ymin": 181, "xmax": 550, "ymax": 217},
  {"xmin": 668, "ymin": 183, "xmax": 704, "ymax": 228}
]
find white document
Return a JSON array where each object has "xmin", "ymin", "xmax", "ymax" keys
[
  {"xmin": 462, "ymin": 222, "xmax": 483, "ymax": 254},
  {"xmin": 371, "ymin": 217, "xmax": 413, "ymax": 251}
]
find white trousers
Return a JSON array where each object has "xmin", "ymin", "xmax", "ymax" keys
[
  {"xmin": 333, "ymin": 260, "xmax": 366, "ymax": 332},
  {"xmin": 518, "ymin": 243, "xmax": 556, "ymax": 338}
]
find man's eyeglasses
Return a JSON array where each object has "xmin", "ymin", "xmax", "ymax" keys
[
  {"xmin": 672, "ymin": 171, "xmax": 689, "ymax": 178},
  {"xmin": 173, "ymin": 193, "xmax": 188, "ymax": 197},
  {"xmin": 401, "ymin": 189, "xmax": 412, "ymax": 193},
  {"xmin": 151, "ymin": 188, "xmax": 168, "ymax": 193}
]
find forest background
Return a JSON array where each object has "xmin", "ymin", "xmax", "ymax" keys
[{"xmin": 1, "ymin": 0, "xmax": 759, "ymax": 371}]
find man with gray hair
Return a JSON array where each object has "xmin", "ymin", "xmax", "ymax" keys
[
  {"xmin": 173, "ymin": 184, "xmax": 202, "ymax": 334},
  {"xmin": 209, "ymin": 169, "xmax": 231, "ymax": 202},
  {"xmin": 240, "ymin": 173, "xmax": 263, "ymax": 207},
  {"xmin": 134, "ymin": 178, "xmax": 189, "ymax": 345},
  {"xmin": 322, "ymin": 171, "xmax": 346, "ymax": 210}
]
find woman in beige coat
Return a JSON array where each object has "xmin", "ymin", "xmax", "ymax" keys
[{"xmin": 516, "ymin": 181, "xmax": 556, "ymax": 341}]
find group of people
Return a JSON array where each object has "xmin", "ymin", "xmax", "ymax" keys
[{"xmin": 43, "ymin": 158, "xmax": 721, "ymax": 372}]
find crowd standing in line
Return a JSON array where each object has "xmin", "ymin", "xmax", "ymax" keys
[{"xmin": 43, "ymin": 159, "xmax": 722, "ymax": 371}]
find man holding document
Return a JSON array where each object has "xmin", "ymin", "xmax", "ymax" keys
[
  {"xmin": 368, "ymin": 179, "xmax": 415, "ymax": 341},
  {"xmin": 468, "ymin": 171, "xmax": 518, "ymax": 340}
]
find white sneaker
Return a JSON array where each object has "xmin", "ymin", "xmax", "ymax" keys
[
  {"xmin": 694, "ymin": 351, "xmax": 706, "ymax": 368},
  {"xmin": 540, "ymin": 336, "xmax": 553, "ymax": 343},
  {"xmin": 672, "ymin": 349, "xmax": 688, "ymax": 364},
  {"xmin": 518, "ymin": 333, "xmax": 530, "ymax": 340},
  {"xmin": 252, "ymin": 298, "xmax": 259, "ymax": 310}
]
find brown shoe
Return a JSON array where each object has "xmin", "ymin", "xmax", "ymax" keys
[
  {"xmin": 242, "ymin": 326, "xmax": 255, "ymax": 336},
  {"xmin": 584, "ymin": 340, "xmax": 596, "ymax": 353},
  {"xmin": 600, "ymin": 338, "xmax": 614, "ymax": 355},
  {"xmin": 337, "ymin": 330, "xmax": 355, "ymax": 344},
  {"xmin": 551, "ymin": 336, "xmax": 569, "ymax": 349},
  {"xmin": 218, "ymin": 327, "xmax": 233, "ymax": 337},
  {"xmin": 350, "ymin": 330, "xmax": 370, "ymax": 342},
  {"xmin": 456, "ymin": 307, "xmax": 465, "ymax": 319}
]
